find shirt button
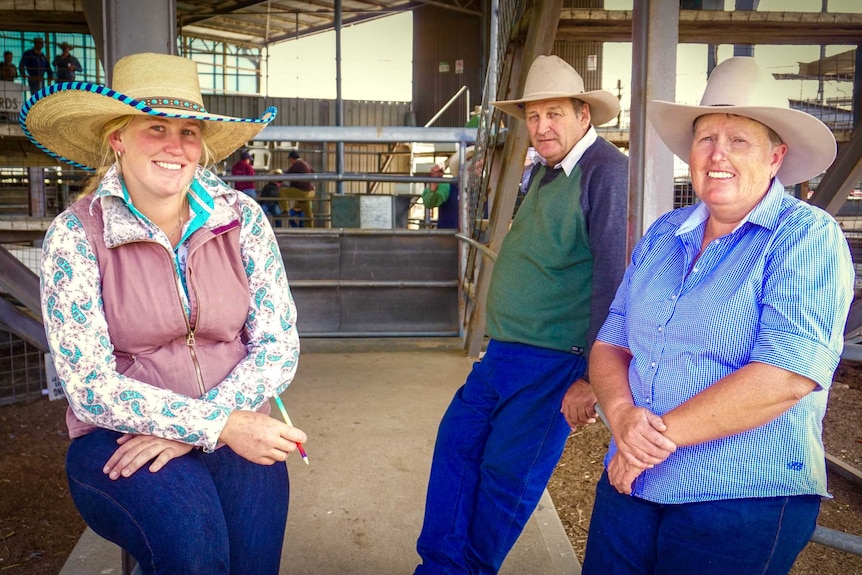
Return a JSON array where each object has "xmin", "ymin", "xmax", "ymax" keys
[
  {"xmin": 650, "ymin": 361, "xmax": 656, "ymax": 368},
  {"xmin": 670, "ymin": 295, "xmax": 677, "ymax": 300},
  {"xmin": 658, "ymin": 326, "xmax": 663, "ymax": 332},
  {"xmin": 692, "ymin": 267, "xmax": 699, "ymax": 273}
]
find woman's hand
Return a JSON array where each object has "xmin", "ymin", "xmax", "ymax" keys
[
  {"xmin": 218, "ymin": 410, "xmax": 307, "ymax": 465},
  {"xmin": 606, "ymin": 404, "xmax": 677, "ymax": 468},
  {"xmin": 103, "ymin": 434, "xmax": 194, "ymax": 480},
  {"xmin": 607, "ymin": 451, "xmax": 645, "ymax": 494}
]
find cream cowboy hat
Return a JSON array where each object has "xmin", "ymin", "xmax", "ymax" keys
[
  {"xmin": 648, "ymin": 56, "xmax": 835, "ymax": 186},
  {"xmin": 19, "ymin": 52, "xmax": 277, "ymax": 170},
  {"xmin": 491, "ymin": 55, "xmax": 619, "ymax": 126}
]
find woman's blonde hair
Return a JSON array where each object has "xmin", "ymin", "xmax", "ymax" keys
[{"xmin": 79, "ymin": 115, "xmax": 217, "ymax": 196}]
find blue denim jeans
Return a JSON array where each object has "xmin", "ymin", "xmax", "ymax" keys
[
  {"xmin": 582, "ymin": 471, "xmax": 820, "ymax": 575},
  {"xmin": 415, "ymin": 339, "xmax": 586, "ymax": 575},
  {"xmin": 66, "ymin": 428, "xmax": 288, "ymax": 575}
]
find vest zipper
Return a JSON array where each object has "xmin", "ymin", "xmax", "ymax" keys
[
  {"xmin": 186, "ymin": 327, "xmax": 206, "ymax": 397},
  {"xmin": 169, "ymin": 246, "xmax": 206, "ymax": 397}
]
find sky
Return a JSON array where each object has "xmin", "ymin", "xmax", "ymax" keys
[
  {"xmin": 265, "ymin": 12, "xmax": 412, "ymax": 100},
  {"xmin": 264, "ymin": 1, "xmax": 861, "ymax": 106}
]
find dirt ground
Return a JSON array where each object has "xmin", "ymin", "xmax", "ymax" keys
[
  {"xmin": 0, "ymin": 363, "xmax": 860, "ymax": 575},
  {"xmin": 548, "ymin": 360, "xmax": 862, "ymax": 575}
]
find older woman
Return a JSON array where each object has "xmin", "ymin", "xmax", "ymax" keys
[
  {"xmin": 21, "ymin": 52, "xmax": 305, "ymax": 574},
  {"xmin": 582, "ymin": 57, "xmax": 854, "ymax": 574}
]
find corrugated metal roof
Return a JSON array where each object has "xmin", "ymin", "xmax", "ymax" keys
[{"xmin": 0, "ymin": 0, "xmax": 482, "ymax": 48}]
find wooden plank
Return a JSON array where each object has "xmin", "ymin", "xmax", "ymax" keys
[
  {"xmin": 463, "ymin": 0, "xmax": 564, "ymax": 357},
  {"xmin": 826, "ymin": 451, "xmax": 862, "ymax": 489},
  {"xmin": 0, "ymin": 244, "xmax": 41, "ymax": 316}
]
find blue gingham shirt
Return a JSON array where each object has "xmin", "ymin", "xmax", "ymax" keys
[{"xmin": 597, "ymin": 179, "xmax": 855, "ymax": 504}]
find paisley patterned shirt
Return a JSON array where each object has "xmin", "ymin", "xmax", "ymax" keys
[{"xmin": 41, "ymin": 165, "xmax": 300, "ymax": 451}]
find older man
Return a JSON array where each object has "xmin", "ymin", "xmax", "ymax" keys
[{"xmin": 414, "ymin": 55, "xmax": 630, "ymax": 575}]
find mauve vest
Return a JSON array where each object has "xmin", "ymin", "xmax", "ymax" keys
[{"xmin": 66, "ymin": 195, "xmax": 269, "ymax": 439}]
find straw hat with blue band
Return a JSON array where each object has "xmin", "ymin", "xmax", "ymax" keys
[{"xmin": 19, "ymin": 52, "xmax": 276, "ymax": 171}]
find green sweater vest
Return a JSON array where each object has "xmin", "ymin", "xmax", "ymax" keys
[{"xmin": 486, "ymin": 165, "xmax": 592, "ymax": 354}]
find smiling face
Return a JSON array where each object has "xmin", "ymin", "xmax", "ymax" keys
[
  {"xmin": 524, "ymin": 98, "xmax": 590, "ymax": 166},
  {"xmin": 689, "ymin": 113, "xmax": 787, "ymax": 225},
  {"xmin": 110, "ymin": 116, "xmax": 203, "ymax": 203}
]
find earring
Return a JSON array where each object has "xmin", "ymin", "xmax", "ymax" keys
[{"xmin": 113, "ymin": 149, "xmax": 123, "ymax": 164}]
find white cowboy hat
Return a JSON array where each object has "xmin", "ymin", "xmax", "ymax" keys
[
  {"xmin": 446, "ymin": 146, "xmax": 475, "ymax": 175},
  {"xmin": 491, "ymin": 55, "xmax": 619, "ymax": 126},
  {"xmin": 648, "ymin": 56, "xmax": 836, "ymax": 186},
  {"xmin": 20, "ymin": 52, "xmax": 276, "ymax": 170}
]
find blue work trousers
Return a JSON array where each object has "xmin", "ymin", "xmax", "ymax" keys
[
  {"xmin": 582, "ymin": 471, "xmax": 820, "ymax": 575},
  {"xmin": 415, "ymin": 339, "xmax": 585, "ymax": 575},
  {"xmin": 65, "ymin": 428, "xmax": 289, "ymax": 575}
]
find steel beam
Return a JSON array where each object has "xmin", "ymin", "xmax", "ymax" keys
[
  {"xmin": 0, "ymin": 297, "xmax": 47, "ymax": 352},
  {"xmin": 0, "ymin": 245, "xmax": 41, "ymax": 316},
  {"xmin": 630, "ymin": 0, "xmax": 677, "ymax": 252},
  {"xmin": 256, "ymin": 126, "xmax": 477, "ymax": 144},
  {"xmin": 809, "ymin": 117, "xmax": 862, "ymax": 216}
]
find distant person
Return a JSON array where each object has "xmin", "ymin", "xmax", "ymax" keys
[
  {"xmin": 465, "ymin": 105, "xmax": 481, "ymax": 128},
  {"xmin": 260, "ymin": 168, "xmax": 284, "ymax": 222},
  {"xmin": 52, "ymin": 42, "xmax": 82, "ymax": 82},
  {"xmin": 19, "ymin": 37, "xmax": 52, "ymax": 94},
  {"xmin": 582, "ymin": 56, "xmax": 854, "ymax": 575},
  {"xmin": 414, "ymin": 54, "xmax": 629, "ymax": 575},
  {"xmin": 22, "ymin": 51, "xmax": 303, "ymax": 574},
  {"xmin": 422, "ymin": 164, "xmax": 458, "ymax": 229},
  {"xmin": 280, "ymin": 150, "xmax": 315, "ymax": 228},
  {"xmin": 231, "ymin": 150, "xmax": 257, "ymax": 198},
  {"xmin": 1, "ymin": 51, "xmax": 17, "ymax": 82}
]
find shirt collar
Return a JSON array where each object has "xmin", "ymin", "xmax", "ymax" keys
[
  {"xmin": 676, "ymin": 177, "xmax": 788, "ymax": 236},
  {"xmin": 534, "ymin": 125, "xmax": 598, "ymax": 176},
  {"xmin": 90, "ymin": 164, "xmax": 240, "ymax": 248}
]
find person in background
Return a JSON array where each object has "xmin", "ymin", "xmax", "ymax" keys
[
  {"xmin": 231, "ymin": 150, "xmax": 257, "ymax": 198},
  {"xmin": 260, "ymin": 168, "xmax": 284, "ymax": 224},
  {"xmin": 19, "ymin": 37, "xmax": 51, "ymax": 95},
  {"xmin": 421, "ymin": 163, "xmax": 455, "ymax": 229},
  {"xmin": 53, "ymin": 42, "xmax": 82, "ymax": 82},
  {"xmin": 1, "ymin": 51, "xmax": 17, "ymax": 82},
  {"xmin": 582, "ymin": 56, "xmax": 854, "ymax": 575},
  {"xmin": 279, "ymin": 149, "xmax": 315, "ymax": 228},
  {"xmin": 414, "ymin": 54, "xmax": 629, "ymax": 575},
  {"xmin": 22, "ymin": 52, "xmax": 305, "ymax": 574}
]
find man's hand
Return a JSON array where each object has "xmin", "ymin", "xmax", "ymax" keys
[
  {"xmin": 103, "ymin": 434, "xmax": 194, "ymax": 480},
  {"xmin": 560, "ymin": 379, "xmax": 598, "ymax": 428}
]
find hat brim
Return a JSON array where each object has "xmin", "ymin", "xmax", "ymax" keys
[
  {"xmin": 647, "ymin": 100, "xmax": 836, "ymax": 186},
  {"xmin": 491, "ymin": 89, "xmax": 620, "ymax": 126},
  {"xmin": 19, "ymin": 82, "xmax": 276, "ymax": 171}
]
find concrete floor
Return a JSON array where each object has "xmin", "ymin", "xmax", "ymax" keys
[{"xmin": 59, "ymin": 338, "xmax": 580, "ymax": 575}]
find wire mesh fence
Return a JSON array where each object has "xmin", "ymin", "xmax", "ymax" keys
[{"xmin": 0, "ymin": 328, "xmax": 45, "ymax": 406}]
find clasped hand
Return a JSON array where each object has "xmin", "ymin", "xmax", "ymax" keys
[
  {"xmin": 606, "ymin": 405, "xmax": 677, "ymax": 494},
  {"xmin": 102, "ymin": 410, "xmax": 308, "ymax": 480},
  {"xmin": 560, "ymin": 379, "xmax": 598, "ymax": 428}
]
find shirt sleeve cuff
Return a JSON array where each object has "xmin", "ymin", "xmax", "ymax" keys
[
  {"xmin": 751, "ymin": 329, "xmax": 841, "ymax": 390},
  {"xmin": 596, "ymin": 310, "xmax": 628, "ymax": 349}
]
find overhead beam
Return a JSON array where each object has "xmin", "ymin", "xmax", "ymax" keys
[{"xmin": 557, "ymin": 9, "xmax": 862, "ymax": 45}]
